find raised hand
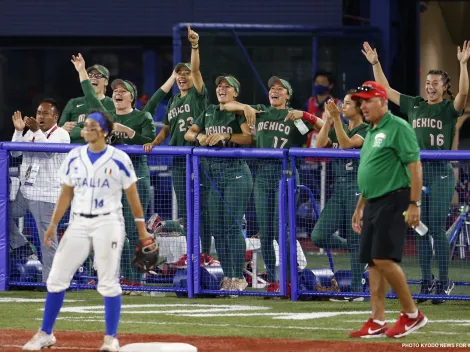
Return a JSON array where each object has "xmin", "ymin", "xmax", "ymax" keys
[
  {"xmin": 325, "ymin": 100, "xmax": 342, "ymax": 121},
  {"xmin": 361, "ymin": 42, "xmax": 379, "ymax": 64},
  {"xmin": 12, "ymin": 111, "xmax": 26, "ymax": 131},
  {"xmin": 187, "ymin": 24, "xmax": 199, "ymax": 46},
  {"xmin": 25, "ymin": 116, "xmax": 39, "ymax": 132},
  {"xmin": 71, "ymin": 53, "xmax": 86, "ymax": 72},
  {"xmin": 457, "ymin": 40, "xmax": 470, "ymax": 64}
]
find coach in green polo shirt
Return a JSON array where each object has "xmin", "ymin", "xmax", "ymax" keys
[
  {"xmin": 59, "ymin": 64, "xmax": 114, "ymax": 143},
  {"xmin": 349, "ymin": 81, "xmax": 428, "ymax": 339}
]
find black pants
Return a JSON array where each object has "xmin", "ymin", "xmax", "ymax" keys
[{"xmin": 360, "ymin": 188, "xmax": 410, "ymax": 265}]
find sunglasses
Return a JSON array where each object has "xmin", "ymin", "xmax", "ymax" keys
[
  {"xmin": 88, "ymin": 72, "xmax": 105, "ymax": 79},
  {"xmin": 354, "ymin": 85, "xmax": 386, "ymax": 95}
]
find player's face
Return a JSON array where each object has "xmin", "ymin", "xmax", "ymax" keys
[
  {"xmin": 83, "ymin": 118, "xmax": 105, "ymax": 142},
  {"xmin": 360, "ymin": 97, "xmax": 385, "ymax": 124},
  {"xmin": 112, "ymin": 84, "xmax": 133, "ymax": 111},
  {"xmin": 269, "ymin": 83, "xmax": 289, "ymax": 108},
  {"xmin": 425, "ymin": 74, "xmax": 445, "ymax": 102},
  {"xmin": 216, "ymin": 80, "xmax": 238, "ymax": 103},
  {"xmin": 175, "ymin": 69, "xmax": 193, "ymax": 91},
  {"xmin": 36, "ymin": 102, "xmax": 58, "ymax": 132},
  {"xmin": 88, "ymin": 70, "xmax": 108, "ymax": 95},
  {"xmin": 342, "ymin": 94, "xmax": 360, "ymax": 119}
]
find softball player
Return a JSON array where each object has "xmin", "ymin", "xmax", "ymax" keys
[
  {"xmin": 362, "ymin": 41, "xmax": 470, "ymax": 303},
  {"xmin": 59, "ymin": 64, "xmax": 114, "ymax": 143},
  {"xmin": 306, "ymin": 93, "xmax": 368, "ymax": 299},
  {"xmin": 22, "ymin": 111, "xmax": 155, "ymax": 351},
  {"xmin": 224, "ymin": 77, "xmax": 324, "ymax": 293},
  {"xmin": 71, "ymin": 54, "xmax": 162, "ymax": 287},
  {"xmin": 185, "ymin": 75, "xmax": 253, "ymax": 291},
  {"xmin": 144, "ymin": 25, "xmax": 213, "ymax": 260}
]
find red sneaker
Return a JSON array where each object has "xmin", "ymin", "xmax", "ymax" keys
[
  {"xmin": 266, "ymin": 282, "xmax": 280, "ymax": 293},
  {"xmin": 386, "ymin": 311, "xmax": 428, "ymax": 338},
  {"xmin": 173, "ymin": 254, "xmax": 188, "ymax": 268},
  {"xmin": 202, "ymin": 253, "xmax": 220, "ymax": 266},
  {"xmin": 349, "ymin": 318, "xmax": 388, "ymax": 338}
]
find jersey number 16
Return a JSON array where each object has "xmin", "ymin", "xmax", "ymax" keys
[{"xmin": 94, "ymin": 199, "xmax": 104, "ymax": 208}]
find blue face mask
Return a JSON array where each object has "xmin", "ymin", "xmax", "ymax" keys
[{"xmin": 313, "ymin": 84, "xmax": 329, "ymax": 95}]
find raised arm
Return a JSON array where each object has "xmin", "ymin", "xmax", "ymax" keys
[
  {"xmin": 362, "ymin": 42, "xmax": 401, "ymax": 106},
  {"xmin": 454, "ymin": 40, "xmax": 470, "ymax": 112},
  {"xmin": 222, "ymin": 102, "xmax": 261, "ymax": 127},
  {"xmin": 315, "ymin": 114, "xmax": 333, "ymax": 148},
  {"xmin": 71, "ymin": 54, "xmax": 106, "ymax": 111},
  {"xmin": 187, "ymin": 24, "xmax": 204, "ymax": 94},
  {"xmin": 325, "ymin": 100, "xmax": 364, "ymax": 149},
  {"xmin": 143, "ymin": 72, "xmax": 176, "ymax": 116}
]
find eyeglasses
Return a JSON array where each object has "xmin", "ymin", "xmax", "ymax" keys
[
  {"xmin": 355, "ymin": 86, "xmax": 376, "ymax": 93},
  {"xmin": 88, "ymin": 72, "xmax": 105, "ymax": 79},
  {"xmin": 355, "ymin": 85, "xmax": 387, "ymax": 95}
]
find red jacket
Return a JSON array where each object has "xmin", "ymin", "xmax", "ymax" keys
[{"xmin": 305, "ymin": 95, "xmax": 341, "ymax": 163}]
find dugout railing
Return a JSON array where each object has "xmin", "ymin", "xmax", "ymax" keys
[
  {"xmin": 0, "ymin": 143, "xmax": 195, "ymax": 298},
  {"xmin": 1, "ymin": 143, "xmax": 470, "ymax": 303},
  {"xmin": 289, "ymin": 148, "xmax": 470, "ymax": 302}
]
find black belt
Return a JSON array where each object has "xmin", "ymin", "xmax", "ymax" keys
[
  {"xmin": 368, "ymin": 187, "xmax": 409, "ymax": 203},
  {"xmin": 75, "ymin": 212, "xmax": 110, "ymax": 218}
]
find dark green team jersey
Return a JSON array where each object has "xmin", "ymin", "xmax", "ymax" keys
[
  {"xmin": 59, "ymin": 96, "xmax": 115, "ymax": 143},
  {"xmin": 81, "ymin": 80, "xmax": 157, "ymax": 176},
  {"xmin": 400, "ymin": 95, "xmax": 459, "ymax": 150},
  {"xmin": 328, "ymin": 123, "xmax": 368, "ymax": 180},
  {"xmin": 253, "ymin": 105, "xmax": 313, "ymax": 149},
  {"xmin": 163, "ymin": 86, "xmax": 209, "ymax": 146},
  {"xmin": 193, "ymin": 104, "xmax": 246, "ymax": 148}
]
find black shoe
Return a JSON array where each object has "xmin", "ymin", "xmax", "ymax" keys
[
  {"xmin": 416, "ymin": 279, "xmax": 435, "ymax": 303},
  {"xmin": 432, "ymin": 280, "xmax": 455, "ymax": 305}
]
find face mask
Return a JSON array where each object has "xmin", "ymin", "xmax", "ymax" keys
[{"xmin": 313, "ymin": 84, "xmax": 329, "ymax": 95}]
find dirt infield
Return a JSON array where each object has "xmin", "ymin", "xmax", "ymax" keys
[{"xmin": 0, "ymin": 329, "xmax": 456, "ymax": 352}]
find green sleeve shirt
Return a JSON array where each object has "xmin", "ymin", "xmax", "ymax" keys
[
  {"xmin": 399, "ymin": 94, "xmax": 459, "ymax": 150},
  {"xmin": 112, "ymin": 109, "xmax": 156, "ymax": 145},
  {"xmin": 193, "ymin": 104, "xmax": 246, "ymax": 148},
  {"xmin": 59, "ymin": 93, "xmax": 114, "ymax": 143},
  {"xmin": 163, "ymin": 86, "xmax": 209, "ymax": 146},
  {"xmin": 328, "ymin": 122, "xmax": 368, "ymax": 180},
  {"xmin": 357, "ymin": 112, "xmax": 420, "ymax": 200},
  {"xmin": 143, "ymin": 88, "xmax": 168, "ymax": 117},
  {"xmin": 253, "ymin": 105, "xmax": 313, "ymax": 149}
]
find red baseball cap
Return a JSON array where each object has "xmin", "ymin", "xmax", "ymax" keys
[{"xmin": 351, "ymin": 81, "xmax": 388, "ymax": 100}]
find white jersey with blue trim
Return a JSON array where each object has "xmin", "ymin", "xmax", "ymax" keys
[{"xmin": 59, "ymin": 145, "xmax": 138, "ymax": 215}]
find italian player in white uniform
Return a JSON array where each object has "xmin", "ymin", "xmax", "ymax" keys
[{"xmin": 23, "ymin": 111, "xmax": 157, "ymax": 352}]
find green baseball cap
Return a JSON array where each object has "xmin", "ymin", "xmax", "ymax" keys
[
  {"xmin": 268, "ymin": 76, "xmax": 293, "ymax": 96},
  {"xmin": 215, "ymin": 76, "xmax": 240, "ymax": 94},
  {"xmin": 174, "ymin": 62, "xmax": 191, "ymax": 72},
  {"xmin": 111, "ymin": 79, "xmax": 135, "ymax": 100},
  {"xmin": 86, "ymin": 64, "xmax": 109, "ymax": 79}
]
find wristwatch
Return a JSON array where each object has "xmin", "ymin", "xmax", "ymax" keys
[{"xmin": 410, "ymin": 200, "xmax": 422, "ymax": 207}]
